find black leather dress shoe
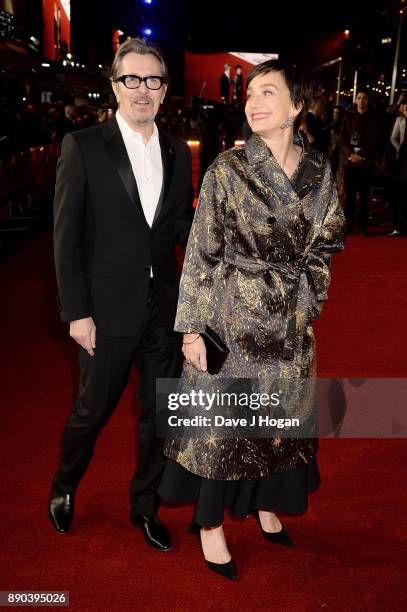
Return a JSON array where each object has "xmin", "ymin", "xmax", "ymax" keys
[
  {"xmin": 130, "ymin": 512, "xmax": 172, "ymax": 551},
  {"xmin": 48, "ymin": 489, "xmax": 74, "ymax": 534}
]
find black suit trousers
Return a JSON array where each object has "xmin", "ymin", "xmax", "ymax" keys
[
  {"xmin": 343, "ymin": 163, "xmax": 372, "ymax": 233},
  {"xmin": 53, "ymin": 280, "xmax": 180, "ymax": 515}
]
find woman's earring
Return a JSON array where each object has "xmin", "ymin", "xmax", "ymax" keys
[{"xmin": 280, "ymin": 117, "xmax": 294, "ymax": 129}]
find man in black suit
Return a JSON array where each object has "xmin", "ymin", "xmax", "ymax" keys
[
  {"xmin": 339, "ymin": 90, "xmax": 384, "ymax": 236},
  {"xmin": 219, "ymin": 63, "xmax": 231, "ymax": 104},
  {"xmin": 49, "ymin": 38, "xmax": 193, "ymax": 550}
]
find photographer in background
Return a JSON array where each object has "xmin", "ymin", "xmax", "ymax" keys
[{"xmin": 339, "ymin": 90, "xmax": 384, "ymax": 236}]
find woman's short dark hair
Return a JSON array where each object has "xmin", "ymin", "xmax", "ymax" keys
[
  {"xmin": 246, "ymin": 59, "xmax": 312, "ymax": 132},
  {"xmin": 111, "ymin": 37, "xmax": 168, "ymax": 81}
]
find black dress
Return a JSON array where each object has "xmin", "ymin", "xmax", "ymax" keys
[{"xmin": 158, "ymin": 457, "xmax": 320, "ymax": 527}]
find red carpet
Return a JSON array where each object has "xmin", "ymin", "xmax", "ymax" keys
[{"xmin": 1, "ymin": 231, "xmax": 406, "ymax": 611}]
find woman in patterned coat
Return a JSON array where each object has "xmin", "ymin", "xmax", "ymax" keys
[{"xmin": 158, "ymin": 60, "xmax": 345, "ymax": 580}]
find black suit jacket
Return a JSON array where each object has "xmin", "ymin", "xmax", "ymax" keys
[
  {"xmin": 53, "ymin": 116, "xmax": 194, "ymax": 337},
  {"xmin": 219, "ymin": 73, "xmax": 230, "ymax": 101}
]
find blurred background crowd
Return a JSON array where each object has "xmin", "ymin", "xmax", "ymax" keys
[{"xmin": 1, "ymin": 0, "xmax": 407, "ymax": 246}]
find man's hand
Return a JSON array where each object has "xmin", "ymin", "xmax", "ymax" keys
[
  {"xmin": 69, "ymin": 317, "xmax": 96, "ymax": 356},
  {"xmin": 182, "ymin": 333, "xmax": 207, "ymax": 371}
]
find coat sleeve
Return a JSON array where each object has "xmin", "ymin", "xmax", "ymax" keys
[
  {"xmin": 53, "ymin": 132, "xmax": 91, "ymax": 323},
  {"xmin": 174, "ymin": 164, "xmax": 227, "ymax": 333},
  {"xmin": 305, "ymin": 162, "xmax": 346, "ymax": 319}
]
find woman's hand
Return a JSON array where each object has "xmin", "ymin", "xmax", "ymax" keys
[
  {"xmin": 182, "ymin": 333, "xmax": 207, "ymax": 371},
  {"xmin": 349, "ymin": 153, "xmax": 363, "ymax": 165}
]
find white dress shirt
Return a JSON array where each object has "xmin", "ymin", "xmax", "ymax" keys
[{"xmin": 116, "ymin": 110, "xmax": 163, "ymax": 227}]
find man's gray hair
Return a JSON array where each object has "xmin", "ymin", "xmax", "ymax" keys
[{"xmin": 111, "ymin": 37, "xmax": 168, "ymax": 81}]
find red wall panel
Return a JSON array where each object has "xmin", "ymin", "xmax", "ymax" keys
[
  {"xmin": 42, "ymin": 0, "xmax": 70, "ymax": 60},
  {"xmin": 184, "ymin": 52, "xmax": 256, "ymax": 104}
]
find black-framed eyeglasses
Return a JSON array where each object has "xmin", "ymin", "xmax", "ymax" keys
[{"xmin": 114, "ymin": 74, "xmax": 166, "ymax": 90}]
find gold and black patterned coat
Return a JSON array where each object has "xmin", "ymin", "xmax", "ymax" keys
[{"xmin": 164, "ymin": 133, "xmax": 346, "ymax": 480}]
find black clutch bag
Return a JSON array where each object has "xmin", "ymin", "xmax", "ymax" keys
[{"xmin": 201, "ymin": 325, "xmax": 229, "ymax": 375}]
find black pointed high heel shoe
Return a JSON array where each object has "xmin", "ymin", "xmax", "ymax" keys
[
  {"xmin": 205, "ymin": 558, "xmax": 236, "ymax": 580},
  {"xmin": 256, "ymin": 514, "xmax": 294, "ymax": 548},
  {"xmin": 190, "ymin": 522, "xmax": 237, "ymax": 580}
]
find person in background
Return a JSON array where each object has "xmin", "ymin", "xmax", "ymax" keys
[
  {"xmin": 233, "ymin": 64, "xmax": 244, "ymax": 106},
  {"xmin": 21, "ymin": 104, "xmax": 47, "ymax": 148},
  {"xmin": 219, "ymin": 63, "xmax": 231, "ymax": 104},
  {"xmin": 388, "ymin": 101, "xmax": 407, "ymax": 235},
  {"xmin": 197, "ymin": 100, "xmax": 222, "ymax": 192},
  {"xmin": 97, "ymin": 107, "xmax": 109, "ymax": 123},
  {"xmin": 339, "ymin": 89, "xmax": 384, "ymax": 236},
  {"xmin": 327, "ymin": 105, "xmax": 345, "ymax": 179},
  {"xmin": 304, "ymin": 97, "xmax": 329, "ymax": 154},
  {"xmin": 47, "ymin": 107, "xmax": 70, "ymax": 145},
  {"xmin": 386, "ymin": 92, "xmax": 407, "ymax": 128},
  {"xmin": 64, "ymin": 104, "xmax": 79, "ymax": 129}
]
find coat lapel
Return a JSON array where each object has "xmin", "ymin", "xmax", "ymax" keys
[
  {"xmin": 152, "ymin": 130, "xmax": 175, "ymax": 227},
  {"xmin": 245, "ymin": 132, "xmax": 323, "ymax": 205},
  {"xmin": 102, "ymin": 117, "xmax": 149, "ymax": 226}
]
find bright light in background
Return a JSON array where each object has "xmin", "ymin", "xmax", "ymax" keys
[
  {"xmin": 142, "ymin": 28, "xmax": 152, "ymax": 36},
  {"xmin": 144, "ymin": 0, "xmax": 153, "ymax": 4},
  {"xmin": 60, "ymin": 0, "xmax": 71, "ymax": 20},
  {"xmin": 41, "ymin": 63, "xmax": 50, "ymax": 67}
]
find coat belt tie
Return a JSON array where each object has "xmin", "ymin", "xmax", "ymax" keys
[{"xmin": 223, "ymin": 245, "xmax": 309, "ymax": 361}]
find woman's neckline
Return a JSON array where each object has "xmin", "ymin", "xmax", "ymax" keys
[{"xmin": 264, "ymin": 134, "xmax": 305, "ymax": 183}]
